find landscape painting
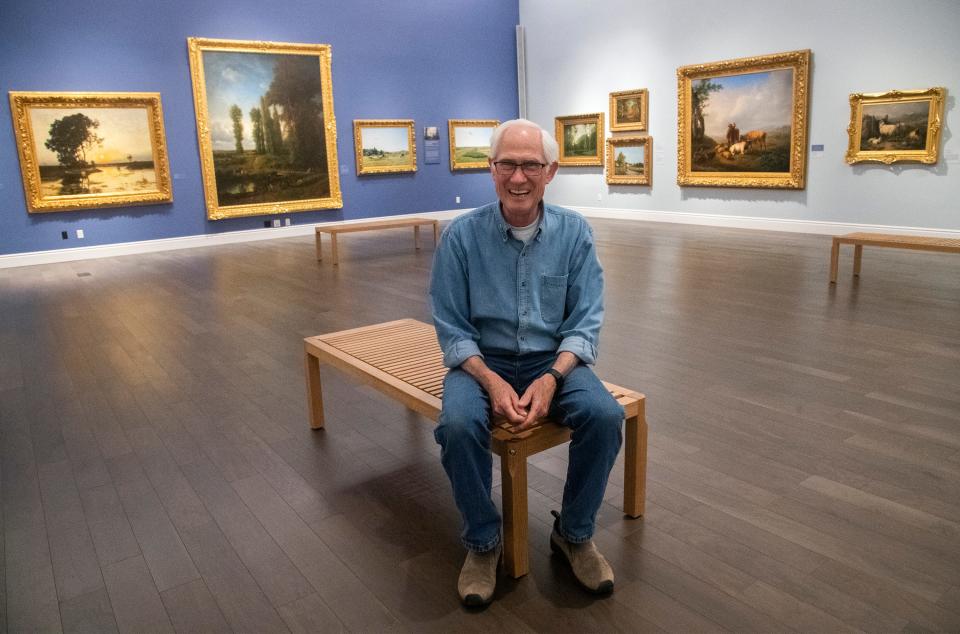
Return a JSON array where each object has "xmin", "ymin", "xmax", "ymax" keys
[
  {"xmin": 845, "ymin": 87, "xmax": 945, "ymax": 164},
  {"xmin": 677, "ymin": 49, "xmax": 810, "ymax": 189},
  {"xmin": 9, "ymin": 92, "xmax": 172, "ymax": 213},
  {"xmin": 354, "ymin": 120, "xmax": 416, "ymax": 175},
  {"xmin": 448, "ymin": 119, "xmax": 499, "ymax": 170},
  {"xmin": 556, "ymin": 113, "xmax": 604, "ymax": 166},
  {"xmin": 188, "ymin": 37, "xmax": 341, "ymax": 219},
  {"xmin": 609, "ymin": 89, "xmax": 648, "ymax": 132},
  {"xmin": 606, "ymin": 136, "xmax": 651, "ymax": 185}
]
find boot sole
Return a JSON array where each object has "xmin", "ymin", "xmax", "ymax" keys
[{"xmin": 550, "ymin": 534, "xmax": 614, "ymax": 595}]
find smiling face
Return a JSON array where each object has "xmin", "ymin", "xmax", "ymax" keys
[{"xmin": 489, "ymin": 125, "xmax": 558, "ymax": 226}]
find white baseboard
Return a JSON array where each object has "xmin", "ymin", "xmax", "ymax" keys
[
  {"xmin": 3, "ymin": 205, "xmax": 956, "ymax": 269},
  {"xmin": 0, "ymin": 209, "xmax": 466, "ymax": 269},
  {"xmin": 570, "ymin": 205, "xmax": 960, "ymax": 238}
]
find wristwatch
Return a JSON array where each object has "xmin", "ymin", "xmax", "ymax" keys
[{"xmin": 544, "ymin": 368, "xmax": 565, "ymax": 390}]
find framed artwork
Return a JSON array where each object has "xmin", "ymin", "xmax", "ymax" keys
[
  {"xmin": 353, "ymin": 120, "xmax": 416, "ymax": 175},
  {"xmin": 845, "ymin": 87, "xmax": 945, "ymax": 165},
  {"xmin": 187, "ymin": 37, "xmax": 342, "ymax": 220},
  {"xmin": 556, "ymin": 113, "xmax": 604, "ymax": 166},
  {"xmin": 448, "ymin": 119, "xmax": 499, "ymax": 170},
  {"xmin": 8, "ymin": 92, "xmax": 172, "ymax": 213},
  {"xmin": 606, "ymin": 136, "xmax": 651, "ymax": 186},
  {"xmin": 609, "ymin": 89, "xmax": 648, "ymax": 132},
  {"xmin": 677, "ymin": 49, "xmax": 811, "ymax": 189}
]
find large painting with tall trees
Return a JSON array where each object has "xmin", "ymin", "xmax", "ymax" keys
[
  {"xmin": 187, "ymin": 38, "xmax": 342, "ymax": 219},
  {"xmin": 9, "ymin": 92, "xmax": 172, "ymax": 213}
]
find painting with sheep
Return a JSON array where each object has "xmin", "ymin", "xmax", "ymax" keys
[
  {"xmin": 689, "ymin": 69, "xmax": 793, "ymax": 173},
  {"xmin": 859, "ymin": 101, "xmax": 929, "ymax": 151}
]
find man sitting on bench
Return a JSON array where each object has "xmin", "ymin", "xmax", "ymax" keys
[{"xmin": 429, "ymin": 119, "xmax": 624, "ymax": 606}]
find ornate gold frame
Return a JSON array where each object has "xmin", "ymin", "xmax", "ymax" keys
[
  {"xmin": 353, "ymin": 119, "xmax": 416, "ymax": 175},
  {"xmin": 609, "ymin": 89, "xmax": 648, "ymax": 132},
  {"xmin": 9, "ymin": 92, "xmax": 172, "ymax": 213},
  {"xmin": 448, "ymin": 119, "xmax": 499, "ymax": 170},
  {"xmin": 187, "ymin": 37, "xmax": 342, "ymax": 220},
  {"xmin": 845, "ymin": 87, "xmax": 945, "ymax": 165},
  {"xmin": 556, "ymin": 113, "xmax": 605, "ymax": 166},
  {"xmin": 677, "ymin": 49, "xmax": 810, "ymax": 189},
  {"xmin": 606, "ymin": 136, "xmax": 652, "ymax": 186}
]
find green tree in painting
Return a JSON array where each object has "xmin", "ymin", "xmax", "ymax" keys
[
  {"xmin": 249, "ymin": 107, "xmax": 266, "ymax": 154},
  {"xmin": 44, "ymin": 113, "xmax": 103, "ymax": 167},
  {"xmin": 229, "ymin": 104, "xmax": 244, "ymax": 154},
  {"xmin": 616, "ymin": 151, "xmax": 626, "ymax": 172},
  {"xmin": 691, "ymin": 78, "xmax": 723, "ymax": 141},
  {"xmin": 265, "ymin": 56, "xmax": 326, "ymax": 168}
]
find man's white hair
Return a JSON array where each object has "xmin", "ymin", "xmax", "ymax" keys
[{"xmin": 489, "ymin": 118, "xmax": 559, "ymax": 165}]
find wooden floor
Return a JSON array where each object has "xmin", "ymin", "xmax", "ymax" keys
[{"xmin": 1, "ymin": 219, "xmax": 959, "ymax": 632}]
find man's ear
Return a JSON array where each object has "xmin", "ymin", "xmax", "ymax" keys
[{"xmin": 544, "ymin": 161, "xmax": 559, "ymax": 183}]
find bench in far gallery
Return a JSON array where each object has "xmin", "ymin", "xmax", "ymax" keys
[
  {"xmin": 314, "ymin": 217, "xmax": 440, "ymax": 265},
  {"xmin": 829, "ymin": 232, "xmax": 960, "ymax": 283},
  {"xmin": 303, "ymin": 318, "xmax": 647, "ymax": 579}
]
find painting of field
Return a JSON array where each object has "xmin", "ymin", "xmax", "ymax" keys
[
  {"xmin": 453, "ymin": 126, "xmax": 494, "ymax": 162},
  {"xmin": 360, "ymin": 127, "xmax": 412, "ymax": 167},
  {"xmin": 613, "ymin": 145, "xmax": 645, "ymax": 176},
  {"xmin": 563, "ymin": 123, "xmax": 598, "ymax": 157},
  {"xmin": 689, "ymin": 68, "xmax": 793, "ymax": 173},
  {"xmin": 29, "ymin": 107, "xmax": 157, "ymax": 197},
  {"xmin": 201, "ymin": 49, "xmax": 331, "ymax": 207},
  {"xmin": 859, "ymin": 100, "xmax": 929, "ymax": 151}
]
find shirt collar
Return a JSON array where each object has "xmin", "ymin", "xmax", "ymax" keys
[{"xmin": 495, "ymin": 201, "xmax": 546, "ymax": 242}]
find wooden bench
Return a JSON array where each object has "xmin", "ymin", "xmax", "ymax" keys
[
  {"xmin": 830, "ymin": 232, "xmax": 960, "ymax": 283},
  {"xmin": 315, "ymin": 217, "xmax": 440, "ymax": 265},
  {"xmin": 303, "ymin": 318, "xmax": 647, "ymax": 578}
]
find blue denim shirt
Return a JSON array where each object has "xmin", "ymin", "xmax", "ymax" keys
[{"xmin": 429, "ymin": 201, "xmax": 605, "ymax": 368}]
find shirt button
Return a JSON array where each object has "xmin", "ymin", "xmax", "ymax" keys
[{"xmin": 521, "ymin": 282, "xmax": 526, "ymax": 286}]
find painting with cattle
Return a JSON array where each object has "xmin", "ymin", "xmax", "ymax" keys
[
  {"xmin": 845, "ymin": 87, "xmax": 945, "ymax": 165},
  {"xmin": 677, "ymin": 50, "xmax": 810, "ymax": 189}
]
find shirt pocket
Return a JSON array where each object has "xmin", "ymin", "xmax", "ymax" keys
[{"xmin": 539, "ymin": 274, "xmax": 568, "ymax": 323}]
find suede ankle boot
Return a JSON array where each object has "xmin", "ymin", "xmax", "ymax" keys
[
  {"xmin": 458, "ymin": 542, "xmax": 501, "ymax": 606},
  {"xmin": 549, "ymin": 510, "xmax": 614, "ymax": 594}
]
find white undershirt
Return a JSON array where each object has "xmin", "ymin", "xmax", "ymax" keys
[{"xmin": 509, "ymin": 215, "xmax": 540, "ymax": 243}]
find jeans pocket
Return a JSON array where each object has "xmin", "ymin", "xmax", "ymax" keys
[{"xmin": 539, "ymin": 274, "xmax": 567, "ymax": 323}]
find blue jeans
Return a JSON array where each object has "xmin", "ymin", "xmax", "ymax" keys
[{"xmin": 434, "ymin": 351, "xmax": 624, "ymax": 552}]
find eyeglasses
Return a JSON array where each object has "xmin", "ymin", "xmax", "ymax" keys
[{"xmin": 492, "ymin": 161, "xmax": 547, "ymax": 176}]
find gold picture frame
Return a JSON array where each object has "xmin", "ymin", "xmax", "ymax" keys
[
  {"xmin": 609, "ymin": 89, "xmax": 648, "ymax": 132},
  {"xmin": 677, "ymin": 49, "xmax": 810, "ymax": 189},
  {"xmin": 845, "ymin": 87, "xmax": 945, "ymax": 165},
  {"xmin": 9, "ymin": 91, "xmax": 172, "ymax": 213},
  {"xmin": 353, "ymin": 119, "xmax": 416, "ymax": 175},
  {"xmin": 556, "ymin": 113, "xmax": 605, "ymax": 166},
  {"xmin": 606, "ymin": 136, "xmax": 652, "ymax": 186},
  {"xmin": 448, "ymin": 119, "xmax": 499, "ymax": 170},
  {"xmin": 187, "ymin": 37, "xmax": 342, "ymax": 220}
]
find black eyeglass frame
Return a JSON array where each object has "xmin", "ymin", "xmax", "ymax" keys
[{"xmin": 492, "ymin": 160, "xmax": 548, "ymax": 176}]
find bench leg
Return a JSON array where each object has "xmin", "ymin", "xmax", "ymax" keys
[
  {"xmin": 500, "ymin": 447, "xmax": 529, "ymax": 578},
  {"xmin": 829, "ymin": 239, "xmax": 840, "ymax": 284},
  {"xmin": 304, "ymin": 352, "xmax": 325, "ymax": 429},
  {"xmin": 853, "ymin": 244, "xmax": 863, "ymax": 277},
  {"xmin": 414, "ymin": 225, "xmax": 421, "ymax": 250},
  {"xmin": 623, "ymin": 409, "xmax": 647, "ymax": 518},
  {"xmin": 315, "ymin": 231, "xmax": 323, "ymax": 262},
  {"xmin": 331, "ymin": 234, "xmax": 339, "ymax": 266}
]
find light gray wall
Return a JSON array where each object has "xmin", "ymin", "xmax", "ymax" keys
[{"xmin": 520, "ymin": 0, "xmax": 959, "ymax": 230}]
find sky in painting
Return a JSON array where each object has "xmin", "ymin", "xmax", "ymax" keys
[
  {"xmin": 702, "ymin": 68, "xmax": 793, "ymax": 139},
  {"xmin": 862, "ymin": 100, "xmax": 929, "ymax": 121},
  {"xmin": 203, "ymin": 50, "xmax": 280, "ymax": 151},
  {"xmin": 617, "ymin": 145, "xmax": 645, "ymax": 164},
  {"xmin": 362, "ymin": 127, "xmax": 408, "ymax": 152},
  {"xmin": 30, "ymin": 107, "xmax": 152, "ymax": 166},
  {"xmin": 455, "ymin": 126, "xmax": 494, "ymax": 148}
]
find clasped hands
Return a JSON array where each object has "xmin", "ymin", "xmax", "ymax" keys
[{"xmin": 486, "ymin": 373, "xmax": 557, "ymax": 432}]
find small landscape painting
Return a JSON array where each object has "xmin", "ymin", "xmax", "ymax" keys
[
  {"xmin": 606, "ymin": 136, "xmax": 651, "ymax": 185},
  {"xmin": 448, "ymin": 119, "xmax": 499, "ymax": 170},
  {"xmin": 556, "ymin": 113, "xmax": 604, "ymax": 166},
  {"xmin": 609, "ymin": 88, "xmax": 648, "ymax": 132},
  {"xmin": 9, "ymin": 92, "xmax": 172, "ymax": 213},
  {"xmin": 845, "ymin": 87, "xmax": 945, "ymax": 164},
  {"xmin": 354, "ymin": 120, "xmax": 416, "ymax": 175}
]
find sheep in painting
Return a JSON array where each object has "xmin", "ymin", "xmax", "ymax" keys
[
  {"xmin": 867, "ymin": 137, "xmax": 882, "ymax": 146},
  {"xmin": 729, "ymin": 141, "xmax": 748, "ymax": 157}
]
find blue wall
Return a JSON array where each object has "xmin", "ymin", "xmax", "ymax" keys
[{"xmin": 0, "ymin": 0, "xmax": 520, "ymax": 256}]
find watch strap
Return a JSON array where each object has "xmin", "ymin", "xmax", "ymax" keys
[{"xmin": 545, "ymin": 368, "xmax": 565, "ymax": 390}]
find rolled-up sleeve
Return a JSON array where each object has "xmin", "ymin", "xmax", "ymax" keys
[
  {"xmin": 557, "ymin": 222, "xmax": 604, "ymax": 365},
  {"xmin": 429, "ymin": 225, "xmax": 483, "ymax": 368}
]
